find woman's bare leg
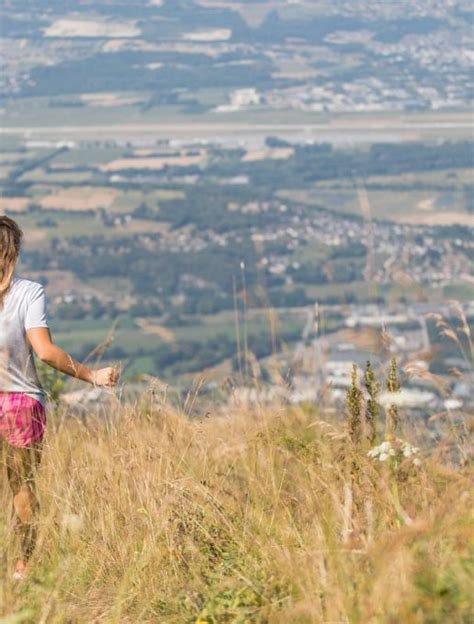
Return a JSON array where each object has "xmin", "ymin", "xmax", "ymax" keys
[{"xmin": 6, "ymin": 443, "xmax": 42, "ymax": 569}]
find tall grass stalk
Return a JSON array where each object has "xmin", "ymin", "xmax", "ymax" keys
[
  {"xmin": 386, "ymin": 356, "xmax": 400, "ymax": 438},
  {"xmin": 240, "ymin": 261, "xmax": 249, "ymax": 383},
  {"xmin": 232, "ymin": 276, "xmax": 243, "ymax": 383},
  {"xmin": 364, "ymin": 360, "xmax": 379, "ymax": 445}
]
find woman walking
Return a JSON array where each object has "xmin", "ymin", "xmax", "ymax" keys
[{"xmin": 0, "ymin": 216, "xmax": 119, "ymax": 579}]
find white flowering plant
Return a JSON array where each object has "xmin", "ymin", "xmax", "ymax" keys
[{"xmin": 367, "ymin": 439, "xmax": 421, "ymax": 466}]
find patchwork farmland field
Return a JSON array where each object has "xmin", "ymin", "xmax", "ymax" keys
[
  {"xmin": 1, "ymin": 134, "xmax": 472, "ymax": 386},
  {"xmin": 40, "ymin": 186, "xmax": 119, "ymax": 211},
  {"xmin": 278, "ymin": 187, "xmax": 474, "ymax": 226}
]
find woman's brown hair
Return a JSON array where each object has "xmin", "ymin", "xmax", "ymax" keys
[{"xmin": 0, "ymin": 216, "xmax": 23, "ymax": 303}]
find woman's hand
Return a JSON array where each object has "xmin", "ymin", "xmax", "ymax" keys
[
  {"xmin": 92, "ymin": 366, "xmax": 120, "ymax": 387},
  {"xmin": 28, "ymin": 328, "xmax": 121, "ymax": 387}
]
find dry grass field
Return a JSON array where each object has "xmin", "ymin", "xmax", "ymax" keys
[
  {"xmin": 0, "ymin": 396, "xmax": 472, "ymax": 623},
  {"xmin": 183, "ymin": 29, "xmax": 232, "ymax": 42},
  {"xmin": 43, "ymin": 19, "xmax": 141, "ymax": 39},
  {"xmin": 40, "ymin": 187, "xmax": 119, "ymax": 211},
  {"xmin": 80, "ymin": 94, "xmax": 145, "ymax": 108},
  {"xmin": 99, "ymin": 152, "xmax": 207, "ymax": 173},
  {"xmin": 242, "ymin": 148, "xmax": 294, "ymax": 162},
  {"xmin": 0, "ymin": 198, "xmax": 30, "ymax": 213}
]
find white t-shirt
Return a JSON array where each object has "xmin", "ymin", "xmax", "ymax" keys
[{"xmin": 0, "ymin": 276, "xmax": 49, "ymax": 404}]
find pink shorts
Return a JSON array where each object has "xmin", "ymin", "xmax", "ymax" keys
[{"xmin": 0, "ymin": 393, "xmax": 46, "ymax": 448}]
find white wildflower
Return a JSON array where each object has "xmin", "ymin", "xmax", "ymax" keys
[
  {"xmin": 368, "ymin": 438, "xmax": 421, "ymax": 466},
  {"xmin": 61, "ymin": 513, "xmax": 84, "ymax": 535},
  {"xmin": 413, "ymin": 458, "xmax": 422, "ymax": 467},
  {"xmin": 402, "ymin": 443, "xmax": 420, "ymax": 458}
]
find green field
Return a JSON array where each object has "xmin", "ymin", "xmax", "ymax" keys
[
  {"xmin": 53, "ymin": 310, "xmax": 305, "ymax": 352},
  {"xmin": 49, "ymin": 308, "xmax": 306, "ymax": 380},
  {"xmin": 279, "ymin": 177, "xmax": 473, "ymax": 225},
  {"xmin": 12, "ymin": 211, "xmax": 169, "ymax": 242},
  {"xmin": 111, "ymin": 189, "xmax": 185, "ymax": 213},
  {"xmin": 20, "ymin": 170, "xmax": 94, "ymax": 184}
]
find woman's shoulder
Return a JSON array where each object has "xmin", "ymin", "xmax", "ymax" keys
[{"xmin": 11, "ymin": 277, "xmax": 46, "ymax": 299}]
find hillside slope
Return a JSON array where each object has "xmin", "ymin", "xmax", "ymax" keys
[{"xmin": 0, "ymin": 401, "xmax": 472, "ymax": 623}]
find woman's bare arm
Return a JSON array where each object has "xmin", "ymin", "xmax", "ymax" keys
[{"xmin": 27, "ymin": 327, "xmax": 119, "ymax": 387}]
